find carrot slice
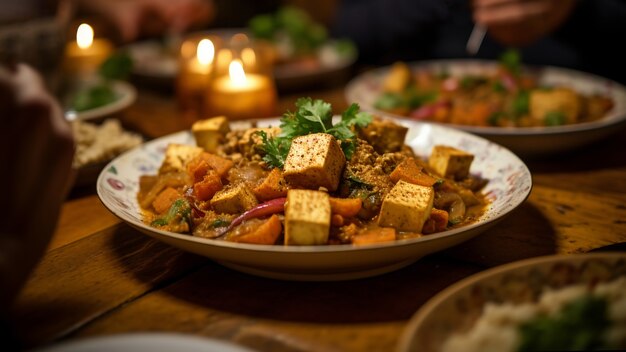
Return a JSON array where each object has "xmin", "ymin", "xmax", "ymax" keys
[
  {"xmin": 152, "ymin": 187, "xmax": 182, "ymax": 214},
  {"xmin": 329, "ymin": 197, "xmax": 362, "ymax": 218},
  {"xmin": 352, "ymin": 228, "xmax": 396, "ymax": 245},
  {"xmin": 229, "ymin": 214, "xmax": 282, "ymax": 245},
  {"xmin": 390, "ymin": 158, "xmax": 439, "ymax": 187}
]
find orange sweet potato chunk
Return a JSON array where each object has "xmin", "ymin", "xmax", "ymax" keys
[
  {"xmin": 193, "ymin": 169, "xmax": 223, "ymax": 201},
  {"xmin": 152, "ymin": 187, "xmax": 182, "ymax": 214},
  {"xmin": 229, "ymin": 215, "xmax": 282, "ymax": 245},
  {"xmin": 352, "ymin": 227, "xmax": 396, "ymax": 245},
  {"xmin": 390, "ymin": 158, "xmax": 439, "ymax": 187},
  {"xmin": 329, "ymin": 197, "xmax": 362, "ymax": 218},
  {"xmin": 253, "ymin": 168, "xmax": 289, "ymax": 201}
]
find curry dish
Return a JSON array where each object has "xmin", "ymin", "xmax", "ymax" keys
[
  {"xmin": 137, "ymin": 98, "xmax": 488, "ymax": 246},
  {"xmin": 374, "ymin": 51, "xmax": 614, "ymax": 128}
]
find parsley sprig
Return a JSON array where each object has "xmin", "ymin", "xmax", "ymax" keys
[
  {"xmin": 257, "ymin": 97, "xmax": 372, "ymax": 169},
  {"xmin": 499, "ymin": 48, "xmax": 521, "ymax": 77}
]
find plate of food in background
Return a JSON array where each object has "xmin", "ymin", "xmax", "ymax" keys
[
  {"xmin": 126, "ymin": 6, "xmax": 357, "ymax": 90},
  {"xmin": 345, "ymin": 51, "xmax": 626, "ymax": 157},
  {"xmin": 71, "ymin": 118, "xmax": 143, "ymax": 188},
  {"xmin": 97, "ymin": 98, "xmax": 531, "ymax": 281},
  {"xmin": 398, "ymin": 252, "xmax": 626, "ymax": 352}
]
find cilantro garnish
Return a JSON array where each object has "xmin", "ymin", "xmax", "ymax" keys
[
  {"xmin": 499, "ymin": 48, "xmax": 522, "ymax": 77},
  {"xmin": 257, "ymin": 97, "xmax": 372, "ymax": 169},
  {"xmin": 257, "ymin": 130, "xmax": 291, "ymax": 169}
]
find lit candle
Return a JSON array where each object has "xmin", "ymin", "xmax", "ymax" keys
[
  {"xmin": 177, "ymin": 38, "xmax": 216, "ymax": 115},
  {"xmin": 206, "ymin": 59, "xmax": 276, "ymax": 120},
  {"xmin": 64, "ymin": 23, "xmax": 113, "ymax": 77}
]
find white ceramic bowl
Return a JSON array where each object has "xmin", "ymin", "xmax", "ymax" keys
[
  {"xmin": 33, "ymin": 333, "xmax": 254, "ymax": 352},
  {"xmin": 345, "ymin": 60, "xmax": 626, "ymax": 158},
  {"xmin": 397, "ymin": 252, "xmax": 626, "ymax": 352},
  {"xmin": 97, "ymin": 117, "xmax": 532, "ymax": 281}
]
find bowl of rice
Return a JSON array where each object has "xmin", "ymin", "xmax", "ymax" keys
[
  {"xmin": 397, "ymin": 252, "xmax": 626, "ymax": 352},
  {"xmin": 71, "ymin": 119, "xmax": 143, "ymax": 187}
]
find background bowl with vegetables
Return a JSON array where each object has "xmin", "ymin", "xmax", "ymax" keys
[{"xmin": 345, "ymin": 52, "xmax": 626, "ymax": 158}]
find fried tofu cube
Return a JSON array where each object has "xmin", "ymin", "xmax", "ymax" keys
[
  {"xmin": 192, "ymin": 116, "xmax": 230, "ymax": 153},
  {"xmin": 529, "ymin": 88, "xmax": 581, "ymax": 124},
  {"xmin": 284, "ymin": 189, "xmax": 331, "ymax": 245},
  {"xmin": 358, "ymin": 118, "xmax": 409, "ymax": 153},
  {"xmin": 159, "ymin": 144, "xmax": 204, "ymax": 174},
  {"xmin": 283, "ymin": 133, "xmax": 346, "ymax": 191},
  {"xmin": 429, "ymin": 145, "xmax": 474, "ymax": 180},
  {"xmin": 382, "ymin": 61, "xmax": 412, "ymax": 93},
  {"xmin": 210, "ymin": 183, "xmax": 258, "ymax": 214},
  {"xmin": 378, "ymin": 181, "xmax": 434, "ymax": 233}
]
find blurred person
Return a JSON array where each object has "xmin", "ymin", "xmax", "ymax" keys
[
  {"xmin": 332, "ymin": 0, "xmax": 626, "ymax": 85},
  {"xmin": 0, "ymin": 63, "xmax": 75, "ymax": 347},
  {"xmin": 77, "ymin": 0, "xmax": 216, "ymax": 42}
]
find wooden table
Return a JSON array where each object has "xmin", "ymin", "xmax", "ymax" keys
[{"xmin": 10, "ymin": 80, "xmax": 626, "ymax": 351}]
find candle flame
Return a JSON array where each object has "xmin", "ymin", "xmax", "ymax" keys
[
  {"xmin": 229, "ymin": 59, "xmax": 247, "ymax": 86},
  {"xmin": 76, "ymin": 23, "xmax": 94, "ymax": 49},
  {"xmin": 197, "ymin": 39, "xmax": 215, "ymax": 65}
]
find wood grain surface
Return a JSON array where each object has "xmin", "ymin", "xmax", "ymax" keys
[{"xmin": 9, "ymin": 80, "xmax": 626, "ymax": 352}]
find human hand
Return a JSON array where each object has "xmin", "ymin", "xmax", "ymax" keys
[
  {"xmin": 80, "ymin": 0, "xmax": 216, "ymax": 42},
  {"xmin": 0, "ymin": 64, "xmax": 74, "ymax": 313},
  {"xmin": 472, "ymin": 0, "xmax": 576, "ymax": 46}
]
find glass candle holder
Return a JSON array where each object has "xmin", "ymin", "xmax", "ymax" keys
[
  {"xmin": 63, "ymin": 23, "xmax": 113, "ymax": 79},
  {"xmin": 176, "ymin": 34, "xmax": 223, "ymax": 117},
  {"xmin": 205, "ymin": 33, "xmax": 277, "ymax": 120}
]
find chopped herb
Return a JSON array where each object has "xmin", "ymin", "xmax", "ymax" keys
[
  {"xmin": 375, "ymin": 92, "xmax": 405, "ymax": 110},
  {"xmin": 499, "ymin": 48, "xmax": 522, "ymax": 77},
  {"xmin": 210, "ymin": 219, "xmax": 231, "ymax": 228},
  {"xmin": 258, "ymin": 98, "xmax": 373, "ymax": 168},
  {"xmin": 517, "ymin": 295, "xmax": 610, "ymax": 352},
  {"xmin": 70, "ymin": 84, "xmax": 116, "ymax": 112},
  {"xmin": 460, "ymin": 76, "xmax": 487, "ymax": 89},
  {"xmin": 257, "ymin": 131, "xmax": 290, "ymax": 169},
  {"xmin": 487, "ymin": 112, "xmax": 506, "ymax": 126},
  {"xmin": 99, "ymin": 51, "xmax": 133, "ymax": 81},
  {"xmin": 512, "ymin": 90, "xmax": 530, "ymax": 117},
  {"xmin": 544, "ymin": 111, "xmax": 567, "ymax": 126},
  {"xmin": 492, "ymin": 80, "xmax": 506, "ymax": 93},
  {"xmin": 248, "ymin": 6, "xmax": 337, "ymax": 56},
  {"xmin": 150, "ymin": 199, "xmax": 192, "ymax": 228},
  {"xmin": 347, "ymin": 175, "xmax": 373, "ymax": 189},
  {"xmin": 345, "ymin": 169, "xmax": 374, "ymax": 191},
  {"xmin": 248, "ymin": 14, "xmax": 275, "ymax": 40},
  {"xmin": 405, "ymin": 87, "xmax": 437, "ymax": 109},
  {"xmin": 333, "ymin": 39, "xmax": 357, "ymax": 57},
  {"xmin": 150, "ymin": 218, "xmax": 168, "ymax": 226},
  {"xmin": 448, "ymin": 218, "xmax": 462, "ymax": 226}
]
